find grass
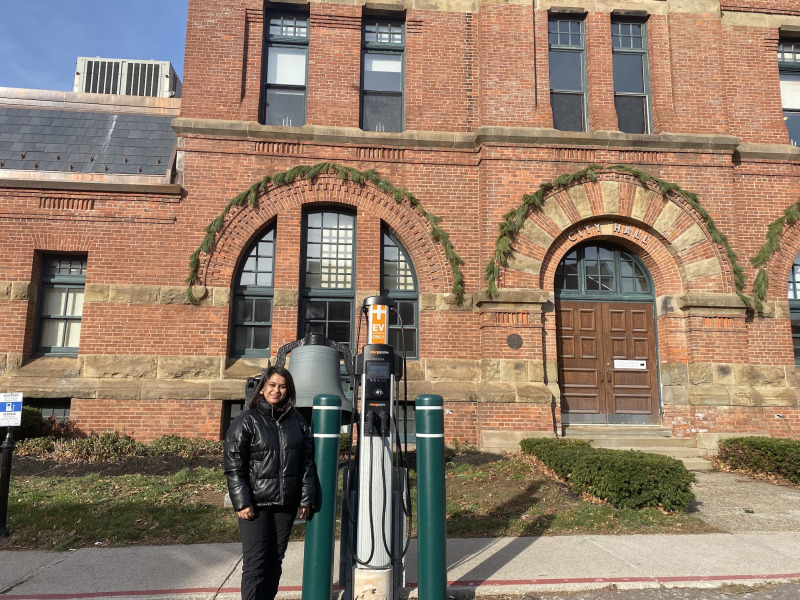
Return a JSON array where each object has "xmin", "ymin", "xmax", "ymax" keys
[{"xmin": 1, "ymin": 451, "xmax": 715, "ymax": 551}]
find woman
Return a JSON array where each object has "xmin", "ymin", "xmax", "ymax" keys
[{"xmin": 224, "ymin": 366, "xmax": 316, "ymax": 600}]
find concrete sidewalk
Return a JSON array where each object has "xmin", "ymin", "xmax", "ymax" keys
[
  {"xmin": 1, "ymin": 532, "xmax": 799, "ymax": 599},
  {"xmin": 2, "ymin": 471, "xmax": 799, "ymax": 599}
]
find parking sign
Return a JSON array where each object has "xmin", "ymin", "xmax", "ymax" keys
[{"xmin": 0, "ymin": 393, "xmax": 22, "ymax": 427}]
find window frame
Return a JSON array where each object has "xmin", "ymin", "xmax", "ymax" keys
[
  {"xmin": 611, "ymin": 17, "xmax": 652, "ymax": 135},
  {"xmin": 300, "ymin": 209, "xmax": 357, "ymax": 351},
  {"xmin": 360, "ymin": 17, "xmax": 406, "ymax": 133},
  {"xmin": 381, "ymin": 229, "xmax": 419, "ymax": 359},
  {"xmin": 779, "ymin": 38, "xmax": 800, "ymax": 147},
  {"xmin": 554, "ymin": 243, "xmax": 653, "ymax": 301},
  {"xmin": 262, "ymin": 10, "xmax": 309, "ymax": 127},
  {"xmin": 548, "ymin": 15, "xmax": 588, "ymax": 132},
  {"xmin": 230, "ymin": 227, "xmax": 276, "ymax": 358},
  {"xmin": 787, "ymin": 251, "xmax": 800, "ymax": 366},
  {"xmin": 35, "ymin": 256, "xmax": 87, "ymax": 355}
]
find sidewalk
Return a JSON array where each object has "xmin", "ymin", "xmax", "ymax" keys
[
  {"xmin": 1, "ymin": 533, "xmax": 799, "ymax": 599},
  {"xmin": 1, "ymin": 471, "xmax": 799, "ymax": 599}
]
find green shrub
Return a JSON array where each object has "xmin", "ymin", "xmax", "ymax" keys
[
  {"xmin": 519, "ymin": 437, "xmax": 592, "ymax": 479},
  {"xmin": 520, "ymin": 437, "xmax": 695, "ymax": 512},
  {"xmin": 146, "ymin": 435, "xmax": 223, "ymax": 458},
  {"xmin": 571, "ymin": 449, "xmax": 695, "ymax": 512},
  {"xmin": 717, "ymin": 436, "xmax": 800, "ymax": 484},
  {"xmin": 17, "ymin": 406, "xmax": 44, "ymax": 441}
]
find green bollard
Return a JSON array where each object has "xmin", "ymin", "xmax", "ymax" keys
[
  {"xmin": 415, "ymin": 394, "xmax": 446, "ymax": 600},
  {"xmin": 302, "ymin": 394, "xmax": 342, "ymax": 600}
]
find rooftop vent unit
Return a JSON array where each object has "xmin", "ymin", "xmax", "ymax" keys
[{"xmin": 73, "ymin": 58, "xmax": 182, "ymax": 98}]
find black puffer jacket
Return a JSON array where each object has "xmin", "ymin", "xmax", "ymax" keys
[{"xmin": 224, "ymin": 401, "xmax": 316, "ymax": 512}]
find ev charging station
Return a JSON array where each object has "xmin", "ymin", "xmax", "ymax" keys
[{"xmin": 296, "ymin": 295, "xmax": 446, "ymax": 600}]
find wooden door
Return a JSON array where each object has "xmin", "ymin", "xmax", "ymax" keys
[{"xmin": 557, "ymin": 300, "xmax": 658, "ymax": 424}]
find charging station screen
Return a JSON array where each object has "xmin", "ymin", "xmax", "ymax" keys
[{"xmin": 366, "ymin": 361, "xmax": 390, "ymax": 379}]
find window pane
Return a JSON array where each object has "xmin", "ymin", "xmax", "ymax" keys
[
  {"xmin": 364, "ymin": 54, "xmax": 402, "ymax": 91},
  {"xmin": 615, "ymin": 95, "xmax": 647, "ymax": 134},
  {"xmin": 267, "ymin": 47, "xmax": 307, "ymax": 86},
  {"xmin": 41, "ymin": 320, "xmax": 65, "ymax": 347},
  {"xmin": 234, "ymin": 326, "xmax": 251, "ymax": 351},
  {"xmin": 785, "ymin": 111, "xmax": 800, "ymax": 146},
  {"xmin": 328, "ymin": 301, "xmax": 351, "ymax": 321},
  {"xmin": 253, "ymin": 327, "xmax": 271, "ymax": 350},
  {"xmin": 66, "ymin": 289, "xmax": 84, "ymax": 316},
  {"xmin": 613, "ymin": 53, "xmax": 644, "ymax": 94},
  {"xmin": 254, "ymin": 298, "xmax": 272, "ymax": 322},
  {"xmin": 236, "ymin": 298, "xmax": 253, "ymax": 322},
  {"xmin": 43, "ymin": 288, "xmax": 66, "ymax": 315},
  {"xmin": 328, "ymin": 322, "xmax": 350, "ymax": 343},
  {"xmin": 64, "ymin": 321, "xmax": 81, "ymax": 347},
  {"xmin": 362, "ymin": 93, "xmax": 403, "ymax": 132},
  {"xmin": 549, "ymin": 50, "xmax": 582, "ymax": 91},
  {"xmin": 551, "ymin": 93, "xmax": 584, "ymax": 131},
  {"xmin": 265, "ymin": 88, "xmax": 306, "ymax": 127}
]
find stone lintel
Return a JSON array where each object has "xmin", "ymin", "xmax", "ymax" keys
[
  {"xmin": 273, "ymin": 288, "xmax": 300, "ymax": 307},
  {"xmin": 734, "ymin": 143, "xmax": 800, "ymax": 162},
  {"xmin": 678, "ymin": 293, "xmax": 747, "ymax": 312},
  {"xmin": 82, "ymin": 355, "xmax": 158, "ymax": 378},
  {"xmin": 157, "ymin": 356, "xmax": 223, "ymax": 379},
  {"xmin": 475, "ymin": 288, "xmax": 550, "ymax": 309},
  {"xmin": 10, "ymin": 282, "xmax": 31, "ymax": 301},
  {"xmin": 109, "ymin": 284, "xmax": 160, "ymax": 304},
  {"xmin": 212, "ymin": 287, "xmax": 231, "ymax": 306},
  {"xmin": 224, "ymin": 357, "xmax": 272, "ymax": 379}
]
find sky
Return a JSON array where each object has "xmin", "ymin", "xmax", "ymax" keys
[{"xmin": 0, "ymin": 0, "xmax": 189, "ymax": 92}]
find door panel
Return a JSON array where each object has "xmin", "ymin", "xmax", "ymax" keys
[
  {"xmin": 556, "ymin": 303, "xmax": 604, "ymax": 416},
  {"xmin": 557, "ymin": 300, "xmax": 658, "ymax": 424}
]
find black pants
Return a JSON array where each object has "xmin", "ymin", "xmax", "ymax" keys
[{"xmin": 238, "ymin": 505, "xmax": 296, "ymax": 600}]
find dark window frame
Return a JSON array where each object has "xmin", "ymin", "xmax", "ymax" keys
[
  {"xmin": 360, "ymin": 17, "xmax": 406, "ymax": 133},
  {"xmin": 381, "ymin": 229, "xmax": 419, "ymax": 359},
  {"xmin": 230, "ymin": 227, "xmax": 276, "ymax": 358},
  {"xmin": 36, "ymin": 256, "xmax": 87, "ymax": 355},
  {"xmin": 779, "ymin": 39, "xmax": 800, "ymax": 147},
  {"xmin": 262, "ymin": 10, "xmax": 309, "ymax": 127},
  {"xmin": 788, "ymin": 251, "xmax": 800, "ymax": 365},
  {"xmin": 611, "ymin": 17, "xmax": 651, "ymax": 134},
  {"xmin": 548, "ymin": 15, "xmax": 588, "ymax": 132},
  {"xmin": 554, "ymin": 242, "xmax": 653, "ymax": 301}
]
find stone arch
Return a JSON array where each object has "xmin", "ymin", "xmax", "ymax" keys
[
  {"xmin": 498, "ymin": 172, "xmax": 738, "ymax": 298},
  {"xmin": 196, "ymin": 173, "xmax": 451, "ymax": 294}
]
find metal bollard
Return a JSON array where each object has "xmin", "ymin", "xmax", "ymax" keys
[
  {"xmin": 302, "ymin": 394, "xmax": 342, "ymax": 600},
  {"xmin": 415, "ymin": 394, "xmax": 446, "ymax": 600}
]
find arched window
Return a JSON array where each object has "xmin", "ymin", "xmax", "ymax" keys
[
  {"xmin": 788, "ymin": 252, "xmax": 800, "ymax": 365},
  {"xmin": 555, "ymin": 243, "xmax": 652, "ymax": 299},
  {"xmin": 301, "ymin": 210, "xmax": 355, "ymax": 348},
  {"xmin": 231, "ymin": 228, "xmax": 275, "ymax": 356},
  {"xmin": 381, "ymin": 229, "xmax": 418, "ymax": 358}
]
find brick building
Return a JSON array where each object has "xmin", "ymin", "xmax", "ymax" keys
[{"xmin": 2, "ymin": 0, "xmax": 800, "ymax": 448}]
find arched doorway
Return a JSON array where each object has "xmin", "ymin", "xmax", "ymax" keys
[{"xmin": 554, "ymin": 242, "xmax": 659, "ymax": 424}]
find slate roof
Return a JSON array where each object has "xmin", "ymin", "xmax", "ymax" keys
[{"xmin": 0, "ymin": 106, "xmax": 176, "ymax": 176}]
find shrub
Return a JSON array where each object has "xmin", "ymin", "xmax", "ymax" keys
[
  {"xmin": 147, "ymin": 435, "xmax": 223, "ymax": 458},
  {"xmin": 339, "ymin": 433, "xmax": 351, "ymax": 454},
  {"xmin": 42, "ymin": 417, "xmax": 86, "ymax": 440},
  {"xmin": 717, "ymin": 436, "xmax": 800, "ymax": 484},
  {"xmin": 520, "ymin": 437, "xmax": 695, "ymax": 512},
  {"xmin": 519, "ymin": 437, "xmax": 592, "ymax": 479},
  {"xmin": 16, "ymin": 406, "xmax": 44, "ymax": 441},
  {"xmin": 571, "ymin": 449, "xmax": 695, "ymax": 512}
]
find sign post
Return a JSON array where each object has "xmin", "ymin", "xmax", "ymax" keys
[{"xmin": 0, "ymin": 392, "xmax": 22, "ymax": 538}]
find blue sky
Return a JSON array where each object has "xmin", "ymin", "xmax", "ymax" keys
[{"xmin": 0, "ymin": 0, "xmax": 188, "ymax": 91}]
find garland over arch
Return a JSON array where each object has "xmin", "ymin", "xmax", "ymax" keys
[
  {"xmin": 751, "ymin": 198, "xmax": 800, "ymax": 313},
  {"xmin": 484, "ymin": 164, "xmax": 748, "ymax": 306},
  {"xmin": 185, "ymin": 162, "xmax": 464, "ymax": 304}
]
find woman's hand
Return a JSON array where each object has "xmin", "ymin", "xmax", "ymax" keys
[
  {"xmin": 298, "ymin": 506, "xmax": 311, "ymax": 519},
  {"xmin": 237, "ymin": 506, "xmax": 255, "ymax": 520}
]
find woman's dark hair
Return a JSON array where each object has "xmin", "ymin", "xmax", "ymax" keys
[{"xmin": 249, "ymin": 365, "xmax": 297, "ymax": 410}]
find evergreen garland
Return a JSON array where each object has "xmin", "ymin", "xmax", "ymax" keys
[
  {"xmin": 750, "ymin": 198, "xmax": 800, "ymax": 313},
  {"xmin": 484, "ymin": 164, "xmax": 750, "ymax": 307},
  {"xmin": 185, "ymin": 162, "xmax": 464, "ymax": 304}
]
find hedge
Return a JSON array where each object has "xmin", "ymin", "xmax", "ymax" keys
[
  {"xmin": 520, "ymin": 437, "xmax": 695, "ymax": 512},
  {"xmin": 716, "ymin": 436, "xmax": 800, "ymax": 484}
]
